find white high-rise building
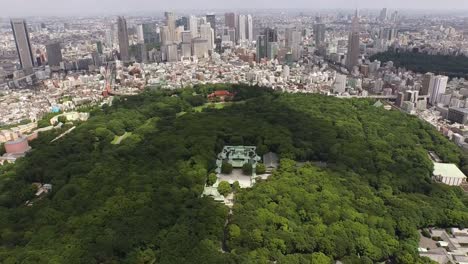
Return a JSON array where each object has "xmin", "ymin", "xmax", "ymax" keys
[
  {"xmin": 237, "ymin": 15, "xmax": 246, "ymax": 42},
  {"xmin": 189, "ymin": 16, "xmax": 198, "ymax": 38},
  {"xmin": 430, "ymin": 75, "xmax": 448, "ymax": 105},
  {"xmin": 200, "ymin": 24, "xmax": 214, "ymax": 51},
  {"xmin": 247, "ymin": 15, "xmax": 253, "ymax": 41}
]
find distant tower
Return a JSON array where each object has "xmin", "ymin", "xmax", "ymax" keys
[
  {"xmin": 313, "ymin": 23, "xmax": 326, "ymax": 46},
  {"xmin": 225, "ymin": 13, "xmax": 236, "ymax": 29},
  {"xmin": 117, "ymin": 16, "xmax": 129, "ymax": 61},
  {"xmin": 420, "ymin": 72, "xmax": 435, "ymax": 96},
  {"xmin": 379, "ymin": 8, "xmax": 388, "ymax": 22},
  {"xmin": 246, "ymin": 15, "xmax": 253, "ymax": 41},
  {"xmin": 165, "ymin": 12, "xmax": 177, "ymax": 43},
  {"xmin": 11, "ymin": 19, "xmax": 34, "ymax": 69},
  {"xmin": 206, "ymin": 14, "xmax": 216, "ymax": 37},
  {"xmin": 237, "ymin": 15, "xmax": 247, "ymax": 42},
  {"xmin": 45, "ymin": 42, "xmax": 62, "ymax": 67},
  {"xmin": 430, "ymin": 75, "xmax": 448, "ymax": 105},
  {"xmin": 188, "ymin": 15, "xmax": 199, "ymax": 38},
  {"xmin": 200, "ymin": 23, "xmax": 214, "ymax": 51},
  {"xmin": 256, "ymin": 35, "xmax": 266, "ymax": 62},
  {"xmin": 346, "ymin": 10, "xmax": 360, "ymax": 71}
]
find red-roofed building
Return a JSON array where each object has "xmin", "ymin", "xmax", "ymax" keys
[{"xmin": 208, "ymin": 90, "xmax": 235, "ymax": 102}]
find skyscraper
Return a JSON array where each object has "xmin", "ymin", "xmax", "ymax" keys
[
  {"xmin": 430, "ymin": 75, "xmax": 448, "ymax": 105},
  {"xmin": 346, "ymin": 10, "xmax": 360, "ymax": 71},
  {"xmin": 200, "ymin": 23, "xmax": 214, "ymax": 51},
  {"xmin": 313, "ymin": 23, "xmax": 326, "ymax": 46},
  {"xmin": 420, "ymin": 72, "xmax": 435, "ymax": 96},
  {"xmin": 45, "ymin": 42, "xmax": 62, "ymax": 67},
  {"xmin": 117, "ymin": 16, "xmax": 129, "ymax": 61},
  {"xmin": 256, "ymin": 35, "xmax": 266, "ymax": 62},
  {"xmin": 256, "ymin": 28, "xmax": 277, "ymax": 62},
  {"xmin": 137, "ymin": 23, "xmax": 158, "ymax": 44},
  {"xmin": 379, "ymin": 8, "xmax": 388, "ymax": 22},
  {"xmin": 237, "ymin": 15, "xmax": 246, "ymax": 42},
  {"xmin": 246, "ymin": 15, "xmax": 253, "ymax": 42},
  {"xmin": 206, "ymin": 14, "xmax": 216, "ymax": 37},
  {"xmin": 11, "ymin": 19, "xmax": 34, "ymax": 69},
  {"xmin": 188, "ymin": 16, "xmax": 198, "ymax": 38},
  {"xmin": 225, "ymin": 13, "xmax": 236, "ymax": 29},
  {"xmin": 165, "ymin": 12, "xmax": 177, "ymax": 43}
]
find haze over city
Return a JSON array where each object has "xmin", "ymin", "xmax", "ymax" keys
[{"xmin": 1, "ymin": 0, "xmax": 468, "ymax": 16}]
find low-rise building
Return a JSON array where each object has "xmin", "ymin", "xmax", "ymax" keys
[{"xmin": 433, "ymin": 162, "xmax": 467, "ymax": 186}]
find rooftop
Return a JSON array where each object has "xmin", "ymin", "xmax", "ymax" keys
[{"xmin": 433, "ymin": 162, "xmax": 467, "ymax": 179}]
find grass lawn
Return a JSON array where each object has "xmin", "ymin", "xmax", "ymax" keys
[{"xmin": 193, "ymin": 102, "xmax": 233, "ymax": 112}]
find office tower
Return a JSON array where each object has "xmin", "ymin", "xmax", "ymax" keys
[
  {"xmin": 11, "ymin": 19, "xmax": 34, "ymax": 69},
  {"xmin": 390, "ymin": 11, "xmax": 399, "ymax": 23},
  {"xmin": 192, "ymin": 39, "xmax": 209, "ymax": 58},
  {"xmin": 105, "ymin": 26, "xmax": 114, "ymax": 47},
  {"xmin": 379, "ymin": 8, "xmax": 388, "ymax": 21},
  {"xmin": 265, "ymin": 27, "xmax": 278, "ymax": 60},
  {"xmin": 421, "ymin": 72, "xmax": 435, "ymax": 96},
  {"xmin": 96, "ymin": 41, "xmax": 103, "ymax": 54},
  {"xmin": 225, "ymin": 13, "xmax": 236, "ymax": 29},
  {"xmin": 430, "ymin": 75, "xmax": 448, "ymax": 105},
  {"xmin": 246, "ymin": 15, "xmax": 253, "ymax": 41},
  {"xmin": 137, "ymin": 23, "xmax": 158, "ymax": 44},
  {"xmin": 45, "ymin": 42, "xmax": 62, "ymax": 67},
  {"xmin": 181, "ymin": 31, "xmax": 192, "ymax": 44},
  {"xmin": 380, "ymin": 27, "xmax": 397, "ymax": 41},
  {"xmin": 117, "ymin": 16, "xmax": 129, "ymax": 61},
  {"xmin": 237, "ymin": 15, "xmax": 247, "ymax": 42},
  {"xmin": 177, "ymin": 17, "xmax": 189, "ymax": 30},
  {"xmin": 405, "ymin": 90, "xmax": 419, "ymax": 103},
  {"xmin": 200, "ymin": 24, "xmax": 214, "ymax": 51},
  {"xmin": 181, "ymin": 42, "xmax": 192, "ymax": 57},
  {"xmin": 290, "ymin": 31, "xmax": 302, "ymax": 61},
  {"xmin": 228, "ymin": 28, "xmax": 236, "ymax": 43},
  {"xmin": 285, "ymin": 28, "xmax": 301, "ymax": 47},
  {"xmin": 346, "ymin": 10, "xmax": 360, "ymax": 71},
  {"xmin": 256, "ymin": 35, "xmax": 266, "ymax": 62},
  {"xmin": 206, "ymin": 14, "xmax": 216, "ymax": 37},
  {"xmin": 175, "ymin": 26, "xmax": 185, "ymax": 43},
  {"xmin": 161, "ymin": 26, "xmax": 170, "ymax": 45},
  {"xmin": 188, "ymin": 16, "xmax": 198, "ymax": 38},
  {"xmin": 135, "ymin": 43, "xmax": 147, "ymax": 63},
  {"xmin": 333, "ymin": 74, "xmax": 347, "ymax": 94},
  {"xmin": 165, "ymin": 12, "xmax": 176, "ymax": 43},
  {"xmin": 165, "ymin": 43, "xmax": 178, "ymax": 62},
  {"xmin": 313, "ymin": 23, "xmax": 326, "ymax": 46}
]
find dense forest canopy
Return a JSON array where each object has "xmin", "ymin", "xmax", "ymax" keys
[
  {"xmin": 0, "ymin": 84, "xmax": 467, "ymax": 263},
  {"xmin": 369, "ymin": 50, "xmax": 468, "ymax": 78}
]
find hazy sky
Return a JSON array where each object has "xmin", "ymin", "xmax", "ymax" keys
[{"xmin": 1, "ymin": 0, "xmax": 468, "ymax": 16}]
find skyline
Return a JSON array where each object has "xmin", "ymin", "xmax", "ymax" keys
[{"xmin": 2, "ymin": 0, "xmax": 468, "ymax": 17}]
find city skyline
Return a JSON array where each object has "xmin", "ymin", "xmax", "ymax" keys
[{"xmin": 2, "ymin": 0, "xmax": 468, "ymax": 16}]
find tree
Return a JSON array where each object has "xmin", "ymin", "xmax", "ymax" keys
[
  {"xmin": 256, "ymin": 163, "xmax": 266, "ymax": 175},
  {"xmin": 221, "ymin": 162, "xmax": 233, "ymax": 174},
  {"xmin": 242, "ymin": 163, "xmax": 253, "ymax": 176},
  {"xmin": 207, "ymin": 173, "xmax": 218, "ymax": 186},
  {"xmin": 218, "ymin": 181, "xmax": 231, "ymax": 196},
  {"xmin": 228, "ymin": 224, "xmax": 241, "ymax": 239},
  {"xmin": 310, "ymin": 252, "xmax": 332, "ymax": 264},
  {"xmin": 233, "ymin": 181, "xmax": 241, "ymax": 192},
  {"xmin": 57, "ymin": 116, "xmax": 67, "ymax": 124}
]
